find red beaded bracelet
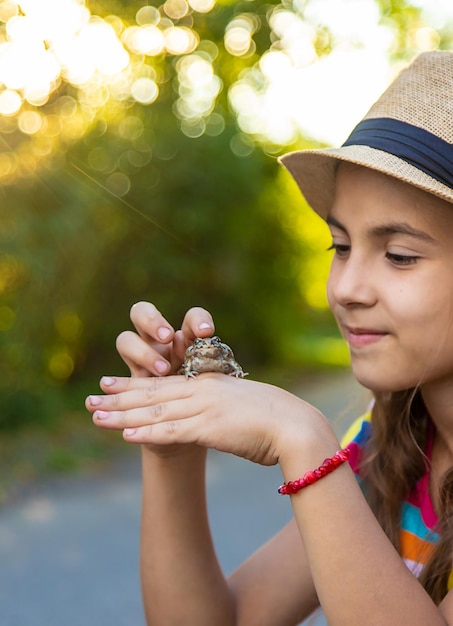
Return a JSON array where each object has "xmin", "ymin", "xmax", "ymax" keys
[{"xmin": 278, "ymin": 448, "xmax": 350, "ymax": 495}]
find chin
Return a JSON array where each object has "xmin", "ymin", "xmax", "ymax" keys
[{"xmin": 350, "ymin": 364, "xmax": 413, "ymax": 394}]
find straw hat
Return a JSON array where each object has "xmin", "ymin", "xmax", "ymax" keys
[{"xmin": 279, "ymin": 51, "xmax": 453, "ymax": 219}]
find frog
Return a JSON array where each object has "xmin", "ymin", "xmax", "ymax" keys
[{"xmin": 179, "ymin": 336, "xmax": 247, "ymax": 379}]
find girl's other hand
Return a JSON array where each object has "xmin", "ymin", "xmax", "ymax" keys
[{"xmin": 115, "ymin": 302, "xmax": 215, "ymax": 378}]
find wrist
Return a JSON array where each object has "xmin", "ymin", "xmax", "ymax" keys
[
  {"xmin": 278, "ymin": 448, "xmax": 350, "ymax": 495},
  {"xmin": 141, "ymin": 442, "xmax": 207, "ymax": 467},
  {"xmin": 276, "ymin": 406, "xmax": 341, "ymax": 482},
  {"xmin": 142, "ymin": 445, "xmax": 207, "ymax": 482}
]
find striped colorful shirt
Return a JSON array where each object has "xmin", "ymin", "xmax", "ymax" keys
[{"xmin": 341, "ymin": 414, "xmax": 440, "ymax": 580}]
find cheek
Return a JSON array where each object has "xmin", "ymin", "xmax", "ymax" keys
[
  {"xmin": 394, "ymin": 280, "xmax": 453, "ymax": 366},
  {"xmin": 400, "ymin": 277, "xmax": 453, "ymax": 327}
]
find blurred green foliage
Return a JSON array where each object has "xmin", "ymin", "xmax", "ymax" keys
[{"xmin": 0, "ymin": 0, "xmax": 451, "ymax": 430}]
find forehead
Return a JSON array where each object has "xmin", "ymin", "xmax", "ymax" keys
[{"xmin": 330, "ymin": 164, "xmax": 453, "ymax": 237}]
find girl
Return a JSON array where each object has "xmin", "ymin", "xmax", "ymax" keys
[{"xmin": 86, "ymin": 51, "xmax": 453, "ymax": 625}]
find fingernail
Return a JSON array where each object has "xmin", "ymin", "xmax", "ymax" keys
[
  {"xmin": 158, "ymin": 327, "xmax": 172, "ymax": 340},
  {"xmin": 199, "ymin": 322, "xmax": 212, "ymax": 330},
  {"xmin": 89, "ymin": 395, "xmax": 102, "ymax": 406},
  {"xmin": 94, "ymin": 410, "xmax": 110, "ymax": 420},
  {"xmin": 101, "ymin": 376, "xmax": 116, "ymax": 386},
  {"xmin": 124, "ymin": 428, "xmax": 137, "ymax": 437},
  {"xmin": 155, "ymin": 359, "xmax": 169, "ymax": 374}
]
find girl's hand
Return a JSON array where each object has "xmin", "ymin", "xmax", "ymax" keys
[
  {"xmin": 86, "ymin": 374, "xmax": 332, "ymax": 466},
  {"xmin": 116, "ymin": 302, "xmax": 215, "ymax": 377},
  {"xmin": 98, "ymin": 302, "xmax": 215, "ymax": 457}
]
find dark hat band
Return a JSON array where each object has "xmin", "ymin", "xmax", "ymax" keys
[{"xmin": 343, "ymin": 118, "xmax": 453, "ymax": 189}]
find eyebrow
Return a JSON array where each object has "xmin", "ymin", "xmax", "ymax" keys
[{"xmin": 326, "ymin": 215, "xmax": 436, "ymax": 243}]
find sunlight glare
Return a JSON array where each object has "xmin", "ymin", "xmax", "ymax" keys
[
  {"xmin": 18, "ymin": 0, "xmax": 90, "ymax": 40},
  {"xmin": 55, "ymin": 19, "xmax": 129, "ymax": 84},
  {"xmin": 0, "ymin": 40, "xmax": 60, "ymax": 93},
  {"xmin": 414, "ymin": 26, "xmax": 440, "ymax": 50},
  {"xmin": 0, "ymin": 0, "xmax": 130, "ymax": 120},
  {"xmin": 410, "ymin": 0, "xmax": 453, "ymax": 28},
  {"xmin": 229, "ymin": 0, "xmax": 393, "ymax": 145},
  {"xmin": 0, "ymin": 0, "xmax": 449, "ymax": 185},
  {"xmin": 269, "ymin": 9, "xmax": 317, "ymax": 67},
  {"xmin": 24, "ymin": 83, "xmax": 54, "ymax": 107},
  {"xmin": 0, "ymin": 1, "xmax": 18, "ymax": 22},
  {"xmin": 259, "ymin": 51, "xmax": 293, "ymax": 82}
]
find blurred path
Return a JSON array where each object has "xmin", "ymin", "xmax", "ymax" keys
[{"xmin": 0, "ymin": 370, "xmax": 367, "ymax": 626}]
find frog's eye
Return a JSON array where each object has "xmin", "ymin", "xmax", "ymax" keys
[
  {"xmin": 211, "ymin": 336, "xmax": 221, "ymax": 345},
  {"xmin": 193, "ymin": 338, "xmax": 204, "ymax": 347}
]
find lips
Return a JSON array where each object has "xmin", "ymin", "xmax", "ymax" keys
[{"xmin": 346, "ymin": 327, "xmax": 388, "ymax": 348}]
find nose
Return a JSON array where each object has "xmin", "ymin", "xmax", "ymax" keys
[{"xmin": 327, "ymin": 255, "xmax": 377, "ymax": 309}]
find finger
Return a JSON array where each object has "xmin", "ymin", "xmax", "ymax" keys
[
  {"xmin": 122, "ymin": 416, "xmax": 200, "ymax": 445},
  {"xmin": 97, "ymin": 374, "xmax": 183, "ymax": 395},
  {"xmin": 87, "ymin": 377, "xmax": 191, "ymax": 414},
  {"xmin": 92, "ymin": 391, "xmax": 196, "ymax": 431},
  {"xmin": 130, "ymin": 301, "xmax": 175, "ymax": 345},
  {"xmin": 98, "ymin": 375, "xmax": 143, "ymax": 395},
  {"xmin": 88, "ymin": 374, "xmax": 197, "ymax": 419},
  {"xmin": 117, "ymin": 387, "xmax": 228, "ymax": 447},
  {"xmin": 172, "ymin": 330, "xmax": 190, "ymax": 368},
  {"xmin": 92, "ymin": 403, "xmax": 169, "ymax": 430},
  {"xmin": 116, "ymin": 330, "xmax": 171, "ymax": 377},
  {"xmin": 172, "ymin": 307, "xmax": 215, "ymax": 364},
  {"xmin": 98, "ymin": 375, "xmax": 157, "ymax": 396},
  {"xmin": 180, "ymin": 306, "xmax": 215, "ymax": 341}
]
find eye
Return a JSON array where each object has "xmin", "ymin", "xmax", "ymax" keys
[
  {"xmin": 327, "ymin": 243, "xmax": 350, "ymax": 258},
  {"xmin": 385, "ymin": 252, "xmax": 419, "ymax": 266}
]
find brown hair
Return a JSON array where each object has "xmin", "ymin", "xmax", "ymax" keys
[{"xmin": 362, "ymin": 389, "xmax": 453, "ymax": 604}]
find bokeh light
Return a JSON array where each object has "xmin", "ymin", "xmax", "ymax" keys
[
  {"xmin": 122, "ymin": 25, "xmax": 165, "ymax": 55},
  {"xmin": 164, "ymin": 26, "xmax": 198, "ymax": 55},
  {"xmin": 0, "ymin": 0, "xmax": 449, "ymax": 185},
  {"xmin": 136, "ymin": 5, "xmax": 161, "ymax": 26},
  {"xmin": 163, "ymin": 0, "xmax": 189, "ymax": 21},
  {"xmin": 0, "ymin": 89, "xmax": 22, "ymax": 115},
  {"xmin": 0, "ymin": 305, "xmax": 15, "ymax": 332},
  {"xmin": 188, "ymin": 0, "xmax": 215, "ymax": 13},
  {"xmin": 224, "ymin": 14, "xmax": 259, "ymax": 57},
  {"xmin": 48, "ymin": 350, "xmax": 75, "ymax": 380},
  {"xmin": 175, "ymin": 53, "xmax": 222, "ymax": 134},
  {"xmin": 131, "ymin": 77, "xmax": 159, "ymax": 104},
  {"xmin": 18, "ymin": 110, "xmax": 42, "ymax": 134}
]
